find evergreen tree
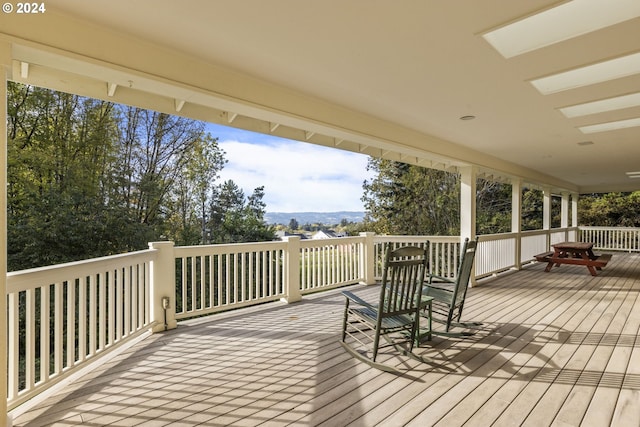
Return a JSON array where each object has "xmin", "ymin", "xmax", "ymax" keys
[
  {"xmin": 362, "ymin": 158, "xmax": 459, "ymax": 235},
  {"xmin": 209, "ymin": 181, "xmax": 274, "ymax": 243}
]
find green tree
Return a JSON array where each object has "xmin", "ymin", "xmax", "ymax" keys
[
  {"xmin": 361, "ymin": 158, "xmax": 460, "ymax": 235},
  {"xmin": 209, "ymin": 181, "xmax": 274, "ymax": 243},
  {"xmin": 476, "ymin": 178, "xmax": 511, "ymax": 234},
  {"xmin": 165, "ymin": 135, "xmax": 226, "ymax": 245},
  {"xmin": 579, "ymin": 192, "xmax": 640, "ymax": 226},
  {"xmin": 361, "ymin": 157, "xmax": 556, "ymax": 236},
  {"xmin": 7, "ymin": 84, "xmax": 120, "ymax": 269}
]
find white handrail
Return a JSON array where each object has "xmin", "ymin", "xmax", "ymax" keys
[
  {"xmin": 7, "ymin": 225, "xmax": 639, "ymax": 411},
  {"xmin": 6, "ymin": 249, "xmax": 157, "ymax": 410}
]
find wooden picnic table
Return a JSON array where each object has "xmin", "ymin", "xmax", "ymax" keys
[{"xmin": 534, "ymin": 241, "xmax": 612, "ymax": 276}]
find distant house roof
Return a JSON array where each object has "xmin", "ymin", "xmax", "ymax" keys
[
  {"xmin": 312, "ymin": 230, "xmax": 342, "ymax": 239},
  {"xmin": 275, "ymin": 231, "xmax": 308, "ymax": 240}
]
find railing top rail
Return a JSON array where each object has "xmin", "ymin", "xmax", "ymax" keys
[
  {"xmin": 7, "ymin": 248, "xmax": 157, "ymax": 293},
  {"xmin": 299, "ymin": 236, "xmax": 364, "ymax": 247},
  {"xmin": 173, "ymin": 240, "xmax": 288, "ymax": 256},
  {"xmin": 373, "ymin": 235, "xmax": 458, "ymax": 244},
  {"xmin": 580, "ymin": 226, "xmax": 640, "ymax": 231}
]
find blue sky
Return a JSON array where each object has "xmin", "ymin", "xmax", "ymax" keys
[{"xmin": 206, "ymin": 124, "xmax": 374, "ymax": 212}]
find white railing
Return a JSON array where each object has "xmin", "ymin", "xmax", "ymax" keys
[
  {"xmin": 580, "ymin": 226, "xmax": 640, "ymax": 252},
  {"xmin": 373, "ymin": 236, "xmax": 460, "ymax": 279},
  {"xmin": 173, "ymin": 241, "xmax": 288, "ymax": 320},
  {"xmin": 7, "ymin": 225, "xmax": 639, "ymax": 412},
  {"xmin": 6, "ymin": 249, "xmax": 157, "ymax": 410},
  {"xmin": 476, "ymin": 233, "xmax": 517, "ymax": 277},
  {"xmin": 521, "ymin": 230, "xmax": 548, "ymax": 262},
  {"xmin": 172, "ymin": 236, "xmax": 368, "ymax": 320},
  {"xmin": 300, "ymin": 237, "xmax": 364, "ymax": 294}
]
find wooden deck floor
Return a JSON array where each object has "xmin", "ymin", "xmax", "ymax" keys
[{"xmin": 12, "ymin": 253, "xmax": 640, "ymax": 426}]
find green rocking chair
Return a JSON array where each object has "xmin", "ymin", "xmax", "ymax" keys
[
  {"xmin": 422, "ymin": 237, "xmax": 481, "ymax": 336},
  {"xmin": 341, "ymin": 245, "xmax": 432, "ymax": 371}
]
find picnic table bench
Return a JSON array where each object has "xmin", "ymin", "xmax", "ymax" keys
[{"xmin": 534, "ymin": 242, "xmax": 612, "ymax": 276}]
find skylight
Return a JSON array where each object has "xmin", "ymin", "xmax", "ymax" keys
[
  {"xmin": 560, "ymin": 92, "xmax": 640, "ymax": 118},
  {"xmin": 530, "ymin": 52, "xmax": 640, "ymax": 95},
  {"xmin": 579, "ymin": 117, "xmax": 640, "ymax": 134},
  {"xmin": 482, "ymin": 0, "xmax": 640, "ymax": 59}
]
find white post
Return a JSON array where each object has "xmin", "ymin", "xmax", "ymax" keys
[
  {"xmin": 572, "ymin": 193, "xmax": 580, "ymax": 241},
  {"xmin": 460, "ymin": 166, "xmax": 477, "ymax": 285},
  {"xmin": 543, "ymin": 187, "xmax": 552, "ymax": 249},
  {"xmin": 511, "ymin": 178, "xmax": 522, "ymax": 270},
  {"xmin": 1, "ymin": 41, "xmax": 11, "ymax": 426},
  {"xmin": 149, "ymin": 241, "xmax": 177, "ymax": 332},
  {"xmin": 282, "ymin": 236, "xmax": 302, "ymax": 303},
  {"xmin": 561, "ymin": 192, "xmax": 569, "ymax": 229},
  {"xmin": 543, "ymin": 187, "xmax": 552, "ymax": 231},
  {"xmin": 572, "ymin": 193, "xmax": 579, "ymax": 227},
  {"xmin": 359, "ymin": 232, "xmax": 376, "ymax": 285}
]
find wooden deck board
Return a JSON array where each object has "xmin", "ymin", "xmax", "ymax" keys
[{"xmin": 11, "ymin": 253, "xmax": 640, "ymax": 427}]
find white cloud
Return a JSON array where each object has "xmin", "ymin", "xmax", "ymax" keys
[{"xmin": 216, "ymin": 138, "xmax": 373, "ymax": 212}]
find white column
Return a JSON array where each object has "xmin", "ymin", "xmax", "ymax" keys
[
  {"xmin": 543, "ymin": 187, "xmax": 551, "ymax": 231},
  {"xmin": 149, "ymin": 241, "xmax": 177, "ymax": 332},
  {"xmin": 1, "ymin": 40, "xmax": 10, "ymax": 425},
  {"xmin": 511, "ymin": 178, "xmax": 522, "ymax": 269},
  {"xmin": 460, "ymin": 166, "xmax": 477, "ymax": 285},
  {"xmin": 572, "ymin": 193, "xmax": 579, "ymax": 227},
  {"xmin": 561, "ymin": 192, "xmax": 569, "ymax": 229},
  {"xmin": 359, "ymin": 232, "xmax": 376, "ymax": 285},
  {"xmin": 282, "ymin": 236, "xmax": 302, "ymax": 303},
  {"xmin": 542, "ymin": 187, "xmax": 552, "ymax": 250},
  {"xmin": 459, "ymin": 166, "xmax": 477, "ymax": 242}
]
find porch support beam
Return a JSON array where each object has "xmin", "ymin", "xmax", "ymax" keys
[
  {"xmin": 543, "ymin": 187, "xmax": 551, "ymax": 231},
  {"xmin": 1, "ymin": 40, "xmax": 10, "ymax": 425},
  {"xmin": 572, "ymin": 193, "xmax": 579, "ymax": 227},
  {"xmin": 511, "ymin": 178, "xmax": 522, "ymax": 269},
  {"xmin": 561, "ymin": 192, "xmax": 569, "ymax": 229},
  {"xmin": 460, "ymin": 166, "xmax": 477, "ymax": 285},
  {"xmin": 543, "ymin": 187, "xmax": 552, "ymax": 251}
]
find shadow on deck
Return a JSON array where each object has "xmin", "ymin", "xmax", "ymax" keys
[{"xmin": 12, "ymin": 252, "xmax": 640, "ymax": 426}]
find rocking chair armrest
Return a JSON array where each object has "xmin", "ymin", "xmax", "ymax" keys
[{"xmin": 342, "ymin": 291, "xmax": 377, "ymax": 310}]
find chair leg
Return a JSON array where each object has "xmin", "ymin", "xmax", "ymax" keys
[
  {"xmin": 445, "ymin": 311, "xmax": 454, "ymax": 332},
  {"xmin": 425, "ymin": 303, "xmax": 432, "ymax": 341},
  {"xmin": 341, "ymin": 300, "xmax": 349, "ymax": 342},
  {"xmin": 372, "ymin": 329, "xmax": 381, "ymax": 362}
]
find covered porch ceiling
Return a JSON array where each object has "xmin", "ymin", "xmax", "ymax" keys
[{"xmin": 1, "ymin": 0, "xmax": 640, "ymax": 194}]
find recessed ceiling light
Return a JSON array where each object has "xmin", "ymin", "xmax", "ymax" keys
[
  {"xmin": 531, "ymin": 52, "xmax": 640, "ymax": 95},
  {"xmin": 560, "ymin": 92, "xmax": 640, "ymax": 118},
  {"xmin": 579, "ymin": 117, "xmax": 640, "ymax": 133},
  {"xmin": 460, "ymin": 115, "xmax": 476, "ymax": 120},
  {"xmin": 626, "ymin": 171, "xmax": 640, "ymax": 175},
  {"xmin": 482, "ymin": 0, "xmax": 640, "ymax": 59}
]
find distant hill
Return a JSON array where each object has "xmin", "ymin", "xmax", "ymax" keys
[{"xmin": 265, "ymin": 211, "xmax": 365, "ymax": 225}]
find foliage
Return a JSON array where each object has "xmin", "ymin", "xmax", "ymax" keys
[
  {"xmin": 361, "ymin": 158, "xmax": 460, "ymax": 235},
  {"xmin": 476, "ymin": 178, "xmax": 511, "ymax": 234},
  {"xmin": 7, "ymin": 83, "xmax": 273, "ymax": 270},
  {"xmin": 361, "ymin": 158, "xmax": 571, "ymax": 235},
  {"xmin": 207, "ymin": 181, "xmax": 275, "ymax": 244},
  {"xmin": 579, "ymin": 192, "xmax": 640, "ymax": 226}
]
